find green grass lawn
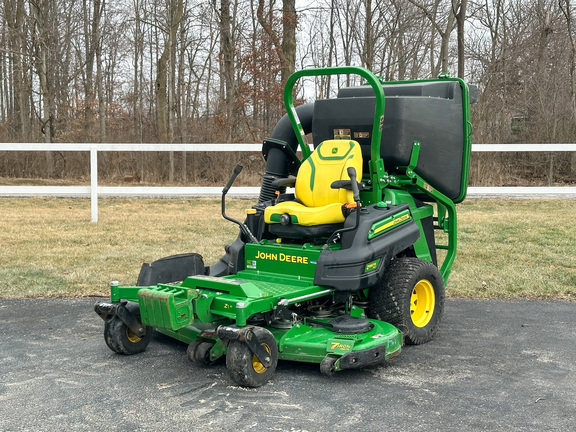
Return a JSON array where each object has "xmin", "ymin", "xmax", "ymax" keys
[
  {"xmin": 1, "ymin": 197, "xmax": 575, "ymax": 300},
  {"xmin": 449, "ymin": 199, "xmax": 576, "ymax": 300}
]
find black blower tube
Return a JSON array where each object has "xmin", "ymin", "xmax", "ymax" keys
[{"xmin": 258, "ymin": 103, "xmax": 314, "ymax": 204}]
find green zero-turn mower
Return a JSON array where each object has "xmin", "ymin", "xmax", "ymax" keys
[{"xmin": 95, "ymin": 66, "xmax": 473, "ymax": 387}]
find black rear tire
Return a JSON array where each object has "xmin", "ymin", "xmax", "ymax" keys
[
  {"xmin": 104, "ymin": 302, "xmax": 153, "ymax": 355},
  {"xmin": 369, "ymin": 257, "xmax": 445, "ymax": 345},
  {"xmin": 226, "ymin": 327, "xmax": 278, "ymax": 387}
]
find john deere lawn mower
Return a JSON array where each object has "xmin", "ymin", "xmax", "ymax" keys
[{"xmin": 95, "ymin": 66, "xmax": 472, "ymax": 387}]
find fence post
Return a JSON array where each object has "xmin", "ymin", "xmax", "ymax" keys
[{"xmin": 90, "ymin": 147, "xmax": 98, "ymax": 222}]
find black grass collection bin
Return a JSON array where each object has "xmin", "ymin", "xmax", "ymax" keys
[{"xmin": 312, "ymin": 80, "xmax": 471, "ymax": 202}]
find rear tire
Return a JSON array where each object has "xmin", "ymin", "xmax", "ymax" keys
[
  {"xmin": 369, "ymin": 257, "xmax": 445, "ymax": 345},
  {"xmin": 226, "ymin": 327, "xmax": 278, "ymax": 387}
]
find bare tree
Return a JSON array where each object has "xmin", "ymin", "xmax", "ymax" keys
[
  {"xmin": 214, "ymin": 0, "xmax": 235, "ymax": 135},
  {"xmin": 559, "ymin": 0, "xmax": 576, "ymax": 118},
  {"xmin": 3, "ymin": 0, "xmax": 30, "ymax": 141},
  {"xmin": 256, "ymin": 0, "xmax": 296, "ymax": 82},
  {"xmin": 30, "ymin": 0, "xmax": 57, "ymax": 177},
  {"xmin": 82, "ymin": 0, "xmax": 105, "ymax": 141},
  {"xmin": 455, "ymin": 0, "xmax": 468, "ymax": 78},
  {"xmin": 408, "ymin": 0, "xmax": 457, "ymax": 75}
]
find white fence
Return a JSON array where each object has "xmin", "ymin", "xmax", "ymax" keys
[{"xmin": 1, "ymin": 142, "xmax": 576, "ymax": 222}]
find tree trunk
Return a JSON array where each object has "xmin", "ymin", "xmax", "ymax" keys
[
  {"xmin": 439, "ymin": 4, "xmax": 456, "ymax": 74},
  {"xmin": 455, "ymin": 0, "xmax": 468, "ymax": 78},
  {"xmin": 281, "ymin": 0, "xmax": 297, "ymax": 82},
  {"xmin": 257, "ymin": 0, "xmax": 297, "ymax": 82},
  {"xmin": 4, "ymin": 0, "xmax": 29, "ymax": 141},
  {"xmin": 156, "ymin": 0, "xmax": 184, "ymax": 144},
  {"xmin": 363, "ymin": 0, "xmax": 374, "ymax": 70},
  {"xmin": 133, "ymin": 0, "xmax": 143, "ymax": 141},
  {"xmin": 560, "ymin": 0, "xmax": 576, "ymax": 120},
  {"xmin": 220, "ymin": 0, "xmax": 234, "ymax": 119},
  {"xmin": 30, "ymin": 2, "xmax": 55, "ymax": 175},
  {"xmin": 96, "ymin": 37, "xmax": 106, "ymax": 142}
]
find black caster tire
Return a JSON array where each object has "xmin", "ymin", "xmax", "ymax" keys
[
  {"xmin": 186, "ymin": 341, "xmax": 200, "ymax": 362},
  {"xmin": 226, "ymin": 327, "xmax": 278, "ymax": 387},
  {"xmin": 369, "ymin": 257, "xmax": 445, "ymax": 345},
  {"xmin": 320, "ymin": 355, "xmax": 338, "ymax": 376},
  {"xmin": 103, "ymin": 302, "xmax": 153, "ymax": 355},
  {"xmin": 188, "ymin": 341, "xmax": 215, "ymax": 366}
]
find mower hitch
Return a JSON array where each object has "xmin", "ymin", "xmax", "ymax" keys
[
  {"xmin": 94, "ymin": 301, "xmax": 146, "ymax": 338},
  {"xmin": 217, "ymin": 325, "xmax": 272, "ymax": 368}
]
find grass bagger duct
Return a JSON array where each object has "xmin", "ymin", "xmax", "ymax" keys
[{"xmin": 95, "ymin": 66, "xmax": 472, "ymax": 387}]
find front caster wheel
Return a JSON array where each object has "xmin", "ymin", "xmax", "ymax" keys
[
  {"xmin": 103, "ymin": 302, "xmax": 153, "ymax": 355},
  {"xmin": 187, "ymin": 341, "xmax": 215, "ymax": 366},
  {"xmin": 320, "ymin": 355, "xmax": 338, "ymax": 376},
  {"xmin": 226, "ymin": 327, "xmax": 278, "ymax": 387}
]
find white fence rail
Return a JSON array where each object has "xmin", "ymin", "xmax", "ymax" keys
[{"xmin": 1, "ymin": 143, "xmax": 576, "ymax": 222}]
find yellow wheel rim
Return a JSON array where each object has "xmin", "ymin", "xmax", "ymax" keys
[
  {"xmin": 126, "ymin": 327, "xmax": 143, "ymax": 344},
  {"xmin": 252, "ymin": 344, "xmax": 271, "ymax": 374},
  {"xmin": 410, "ymin": 279, "xmax": 435, "ymax": 327},
  {"xmin": 126, "ymin": 318, "xmax": 145, "ymax": 344}
]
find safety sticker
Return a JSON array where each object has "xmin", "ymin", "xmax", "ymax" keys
[{"xmin": 333, "ymin": 128, "xmax": 351, "ymax": 140}]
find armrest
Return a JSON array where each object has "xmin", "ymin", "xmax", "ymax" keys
[
  {"xmin": 330, "ymin": 180, "xmax": 365, "ymax": 191},
  {"xmin": 271, "ymin": 176, "xmax": 297, "ymax": 189}
]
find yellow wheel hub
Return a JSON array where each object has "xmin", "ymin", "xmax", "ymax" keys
[
  {"xmin": 126, "ymin": 328, "xmax": 142, "ymax": 343},
  {"xmin": 126, "ymin": 322, "xmax": 144, "ymax": 344},
  {"xmin": 252, "ymin": 344, "xmax": 271, "ymax": 374},
  {"xmin": 410, "ymin": 279, "xmax": 435, "ymax": 327}
]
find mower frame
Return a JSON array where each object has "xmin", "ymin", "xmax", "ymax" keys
[{"xmin": 95, "ymin": 66, "xmax": 472, "ymax": 387}]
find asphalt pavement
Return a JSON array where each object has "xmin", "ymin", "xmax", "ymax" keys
[{"xmin": 1, "ymin": 298, "xmax": 575, "ymax": 432}]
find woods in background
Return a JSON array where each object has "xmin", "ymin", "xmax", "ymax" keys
[{"xmin": 1, "ymin": 0, "xmax": 575, "ymax": 185}]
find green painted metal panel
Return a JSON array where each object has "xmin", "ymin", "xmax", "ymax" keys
[
  {"xmin": 138, "ymin": 285, "xmax": 197, "ymax": 330},
  {"xmin": 271, "ymin": 319, "xmax": 402, "ymax": 365},
  {"xmin": 367, "ymin": 208, "xmax": 412, "ymax": 240},
  {"xmin": 244, "ymin": 242, "xmax": 321, "ymax": 280}
]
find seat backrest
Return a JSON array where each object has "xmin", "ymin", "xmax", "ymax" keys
[{"xmin": 295, "ymin": 139, "xmax": 362, "ymax": 207}]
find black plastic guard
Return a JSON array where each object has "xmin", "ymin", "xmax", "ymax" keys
[
  {"xmin": 137, "ymin": 253, "xmax": 206, "ymax": 286},
  {"xmin": 314, "ymin": 204, "xmax": 420, "ymax": 292},
  {"xmin": 339, "ymin": 345, "xmax": 388, "ymax": 370}
]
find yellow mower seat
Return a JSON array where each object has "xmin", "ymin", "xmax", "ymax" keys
[{"xmin": 264, "ymin": 139, "xmax": 363, "ymax": 228}]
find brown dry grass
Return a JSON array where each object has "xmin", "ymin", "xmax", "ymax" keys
[
  {"xmin": 1, "ymin": 197, "xmax": 575, "ymax": 300},
  {"xmin": 0, "ymin": 197, "xmax": 246, "ymax": 298},
  {"xmin": 449, "ymin": 199, "xmax": 576, "ymax": 300}
]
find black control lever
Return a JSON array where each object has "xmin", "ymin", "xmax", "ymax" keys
[
  {"xmin": 223, "ymin": 164, "xmax": 243, "ymax": 195},
  {"xmin": 324, "ymin": 167, "xmax": 362, "ymax": 248},
  {"xmin": 347, "ymin": 167, "xmax": 361, "ymax": 204},
  {"xmin": 221, "ymin": 164, "xmax": 258, "ymax": 243}
]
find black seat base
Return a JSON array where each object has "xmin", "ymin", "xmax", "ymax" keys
[{"xmin": 268, "ymin": 222, "xmax": 343, "ymax": 239}]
